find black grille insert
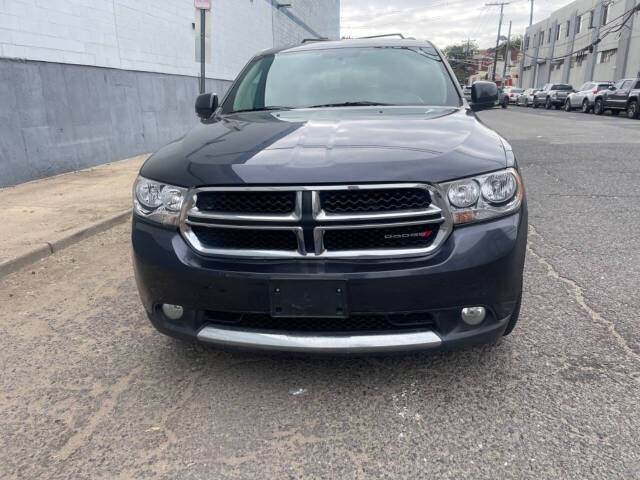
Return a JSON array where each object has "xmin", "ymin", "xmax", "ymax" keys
[
  {"xmin": 196, "ymin": 191, "xmax": 296, "ymax": 214},
  {"xmin": 191, "ymin": 226, "xmax": 298, "ymax": 251},
  {"xmin": 323, "ymin": 224, "xmax": 439, "ymax": 251},
  {"xmin": 320, "ymin": 188, "xmax": 431, "ymax": 214},
  {"xmin": 204, "ymin": 312, "xmax": 435, "ymax": 332}
]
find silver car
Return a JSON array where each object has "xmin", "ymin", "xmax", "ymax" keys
[
  {"xmin": 463, "ymin": 86, "xmax": 472, "ymax": 101},
  {"xmin": 564, "ymin": 81, "xmax": 614, "ymax": 113},
  {"xmin": 517, "ymin": 88, "xmax": 539, "ymax": 107},
  {"xmin": 503, "ymin": 87, "xmax": 524, "ymax": 104}
]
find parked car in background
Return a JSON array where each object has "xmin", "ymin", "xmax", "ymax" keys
[
  {"xmin": 533, "ymin": 83, "xmax": 573, "ymax": 109},
  {"xmin": 564, "ymin": 81, "xmax": 613, "ymax": 113},
  {"xmin": 503, "ymin": 87, "xmax": 524, "ymax": 104},
  {"xmin": 517, "ymin": 88, "xmax": 539, "ymax": 107},
  {"xmin": 593, "ymin": 78, "xmax": 640, "ymax": 118},
  {"xmin": 463, "ymin": 85, "xmax": 472, "ymax": 101},
  {"xmin": 498, "ymin": 87, "xmax": 509, "ymax": 108}
]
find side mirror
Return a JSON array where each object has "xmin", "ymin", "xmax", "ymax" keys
[
  {"xmin": 470, "ymin": 81, "xmax": 498, "ymax": 110},
  {"xmin": 195, "ymin": 92, "xmax": 219, "ymax": 119}
]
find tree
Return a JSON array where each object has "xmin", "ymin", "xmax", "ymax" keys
[
  {"xmin": 443, "ymin": 41, "xmax": 479, "ymax": 85},
  {"xmin": 487, "ymin": 36, "xmax": 522, "ymax": 55}
]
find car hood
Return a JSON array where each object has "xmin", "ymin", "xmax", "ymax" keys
[{"xmin": 141, "ymin": 107, "xmax": 508, "ymax": 186}]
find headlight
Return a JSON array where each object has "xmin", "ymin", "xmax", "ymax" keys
[
  {"xmin": 443, "ymin": 168, "xmax": 522, "ymax": 225},
  {"xmin": 481, "ymin": 171, "xmax": 518, "ymax": 204},
  {"xmin": 133, "ymin": 176, "xmax": 187, "ymax": 226},
  {"xmin": 447, "ymin": 180, "xmax": 480, "ymax": 208}
]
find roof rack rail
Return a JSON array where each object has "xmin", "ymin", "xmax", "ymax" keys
[
  {"xmin": 358, "ymin": 33, "xmax": 406, "ymax": 39},
  {"xmin": 301, "ymin": 37, "xmax": 328, "ymax": 43}
]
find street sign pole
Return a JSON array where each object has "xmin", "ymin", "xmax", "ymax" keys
[{"xmin": 195, "ymin": 0, "xmax": 211, "ymax": 93}]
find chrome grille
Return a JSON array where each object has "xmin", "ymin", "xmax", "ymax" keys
[
  {"xmin": 196, "ymin": 190, "xmax": 296, "ymax": 215},
  {"xmin": 190, "ymin": 225, "xmax": 299, "ymax": 251},
  {"xmin": 323, "ymin": 223, "xmax": 440, "ymax": 251},
  {"xmin": 180, "ymin": 184, "xmax": 452, "ymax": 259},
  {"xmin": 319, "ymin": 188, "xmax": 431, "ymax": 214}
]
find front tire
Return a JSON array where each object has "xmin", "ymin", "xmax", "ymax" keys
[
  {"xmin": 594, "ymin": 99, "xmax": 604, "ymax": 115},
  {"xmin": 564, "ymin": 100, "xmax": 571, "ymax": 112},
  {"xmin": 581, "ymin": 99, "xmax": 590, "ymax": 113},
  {"xmin": 628, "ymin": 101, "xmax": 639, "ymax": 119},
  {"xmin": 545, "ymin": 98, "xmax": 552, "ymax": 109},
  {"xmin": 532, "ymin": 99, "xmax": 538, "ymax": 109}
]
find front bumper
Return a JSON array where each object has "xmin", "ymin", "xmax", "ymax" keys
[{"xmin": 132, "ymin": 206, "xmax": 527, "ymax": 353}]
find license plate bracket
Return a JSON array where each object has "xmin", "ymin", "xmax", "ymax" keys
[{"xmin": 269, "ymin": 280, "xmax": 348, "ymax": 318}]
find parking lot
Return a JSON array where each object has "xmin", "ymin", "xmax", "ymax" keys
[{"xmin": 1, "ymin": 106, "xmax": 639, "ymax": 479}]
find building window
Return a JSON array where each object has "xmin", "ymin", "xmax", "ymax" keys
[
  {"xmin": 598, "ymin": 48, "xmax": 617, "ymax": 64},
  {"xmin": 602, "ymin": 4, "xmax": 610, "ymax": 25},
  {"xmin": 589, "ymin": 10, "xmax": 595, "ymax": 29},
  {"xmin": 539, "ymin": 32, "xmax": 544, "ymax": 46},
  {"xmin": 574, "ymin": 53, "xmax": 586, "ymax": 67},
  {"xmin": 556, "ymin": 24, "xmax": 561, "ymax": 41},
  {"xmin": 524, "ymin": 35, "xmax": 529, "ymax": 49},
  {"xmin": 566, "ymin": 20, "xmax": 571, "ymax": 37},
  {"xmin": 576, "ymin": 15, "xmax": 582, "ymax": 34},
  {"xmin": 548, "ymin": 28, "xmax": 552, "ymax": 43}
]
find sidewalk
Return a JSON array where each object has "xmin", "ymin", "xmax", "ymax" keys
[{"xmin": 0, "ymin": 154, "xmax": 149, "ymax": 277}]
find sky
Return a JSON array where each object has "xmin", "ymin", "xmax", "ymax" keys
[{"xmin": 340, "ymin": 0, "xmax": 564, "ymax": 49}]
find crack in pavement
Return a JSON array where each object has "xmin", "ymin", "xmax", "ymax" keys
[
  {"xmin": 527, "ymin": 224, "xmax": 639, "ymax": 364},
  {"xmin": 51, "ymin": 365, "xmax": 145, "ymax": 466}
]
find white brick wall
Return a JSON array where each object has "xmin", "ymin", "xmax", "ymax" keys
[{"xmin": 0, "ymin": 0, "xmax": 339, "ymax": 81}]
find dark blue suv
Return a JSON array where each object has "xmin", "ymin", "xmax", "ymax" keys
[{"xmin": 132, "ymin": 38, "xmax": 527, "ymax": 353}]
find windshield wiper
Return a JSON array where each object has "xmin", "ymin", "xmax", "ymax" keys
[
  {"xmin": 230, "ymin": 106, "xmax": 293, "ymax": 113},
  {"xmin": 306, "ymin": 101, "xmax": 393, "ymax": 108}
]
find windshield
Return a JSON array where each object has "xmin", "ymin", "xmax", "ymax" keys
[
  {"xmin": 552, "ymin": 84, "xmax": 572, "ymax": 90},
  {"xmin": 222, "ymin": 46, "xmax": 460, "ymax": 113}
]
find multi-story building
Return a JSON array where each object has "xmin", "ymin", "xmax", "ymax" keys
[
  {"xmin": 0, "ymin": 0, "xmax": 340, "ymax": 186},
  {"xmin": 520, "ymin": 0, "xmax": 639, "ymax": 88}
]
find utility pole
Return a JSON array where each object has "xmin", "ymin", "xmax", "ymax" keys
[
  {"xmin": 464, "ymin": 37, "xmax": 471, "ymax": 86},
  {"xmin": 502, "ymin": 21, "xmax": 512, "ymax": 85},
  {"xmin": 486, "ymin": 2, "xmax": 510, "ymax": 83},
  {"xmin": 529, "ymin": 0, "xmax": 534, "ymax": 26}
]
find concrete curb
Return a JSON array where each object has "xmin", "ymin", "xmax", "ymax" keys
[{"xmin": 0, "ymin": 209, "xmax": 132, "ymax": 278}]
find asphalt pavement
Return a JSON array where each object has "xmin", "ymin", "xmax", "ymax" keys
[{"xmin": 1, "ymin": 106, "xmax": 639, "ymax": 479}]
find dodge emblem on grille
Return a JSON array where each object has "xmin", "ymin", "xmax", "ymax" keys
[{"xmin": 384, "ymin": 230, "xmax": 433, "ymax": 240}]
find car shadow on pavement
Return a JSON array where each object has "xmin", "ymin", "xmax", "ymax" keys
[{"xmin": 161, "ymin": 334, "xmax": 517, "ymax": 389}]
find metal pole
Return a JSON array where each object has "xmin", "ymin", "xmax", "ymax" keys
[
  {"xmin": 200, "ymin": 9, "xmax": 206, "ymax": 93},
  {"xmin": 529, "ymin": 0, "xmax": 534, "ymax": 26},
  {"xmin": 464, "ymin": 38, "xmax": 471, "ymax": 85},
  {"xmin": 502, "ymin": 21, "xmax": 512, "ymax": 85},
  {"xmin": 493, "ymin": 4, "xmax": 504, "ymax": 82}
]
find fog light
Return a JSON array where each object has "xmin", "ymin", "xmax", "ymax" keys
[
  {"xmin": 461, "ymin": 306, "xmax": 486, "ymax": 325},
  {"xmin": 162, "ymin": 304, "xmax": 184, "ymax": 320}
]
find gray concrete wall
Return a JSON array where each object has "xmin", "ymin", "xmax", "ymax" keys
[
  {"xmin": 271, "ymin": 0, "xmax": 341, "ymax": 47},
  {"xmin": 0, "ymin": 58, "xmax": 231, "ymax": 187}
]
